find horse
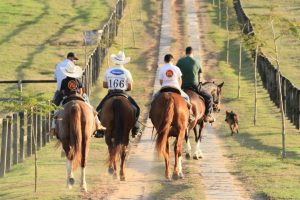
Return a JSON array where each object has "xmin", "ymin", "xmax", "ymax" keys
[
  {"xmin": 150, "ymin": 90, "xmax": 189, "ymax": 180},
  {"xmin": 99, "ymin": 96, "xmax": 136, "ymax": 181},
  {"xmin": 184, "ymin": 81, "xmax": 224, "ymax": 160},
  {"xmin": 56, "ymin": 99, "xmax": 96, "ymax": 192}
]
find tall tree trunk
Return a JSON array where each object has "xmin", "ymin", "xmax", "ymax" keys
[
  {"xmin": 254, "ymin": 45, "xmax": 258, "ymax": 126},
  {"xmin": 226, "ymin": 2, "xmax": 229, "ymax": 64},
  {"xmin": 271, "ymin": 20, "xmax": 286, "ymax": 158},
  {"xmin": 238, "ymin": 35, "xmax": 242, "ymax": 98},
  {"xmin": 218, "ymin": 0, "xmax": 221, "ymax": 27}
]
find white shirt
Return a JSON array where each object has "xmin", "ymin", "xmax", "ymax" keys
[
  {"xmin": 158, "ymin": 63, "xmax": 182, "ymax": 89},
  {"xmin": 54, "ymin": 59, "xmax": 72, "ymax": 90},
  {"xmin": 103, "ymin": 66, "xmax": 133, "ymax": 90}
]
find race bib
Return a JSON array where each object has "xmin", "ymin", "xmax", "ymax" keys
[{"xmin": 107, "ymin": 77, "xmax": 126, "ymax": 90}]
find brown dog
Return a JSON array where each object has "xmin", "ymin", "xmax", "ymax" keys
[{"xmin": 225, "ymin": 111, "xmax": 239, "ymax": 136}]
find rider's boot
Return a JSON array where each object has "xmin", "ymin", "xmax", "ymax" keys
[
  {"xmin": 203, "ymin": 113, "xmax": 216, "ymax": 123},
  {"xmin": 132, "ymin": 121, "xmax": 142, "ymax": 138},
  {"xmin": 94, "ymin": 115, "xmax": 106, "ymax": 138}
]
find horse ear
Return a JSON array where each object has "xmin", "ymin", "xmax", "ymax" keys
[
  {"xmin": 218, "ymin": 82, "xmax": 224, "ymax": 88},
  {"xmin": 226, "ymin": 110, "xmax": 229, "ymax": 114}
]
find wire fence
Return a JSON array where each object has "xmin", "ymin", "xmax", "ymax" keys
[
  {"xmin": 233, "ymin": 0, "xmax": 300, "ymax": 130},
  {"xmin": 0, "ymin": 0, "xmax": 127, "ymax": 177}
]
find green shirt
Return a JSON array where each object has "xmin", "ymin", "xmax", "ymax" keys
[{"xmin": 176, "ymin": 56, "xmax": 202, "ymax": 88}]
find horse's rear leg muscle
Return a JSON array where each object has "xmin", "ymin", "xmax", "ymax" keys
[{"xmin": 120, "ymin": 145, "xmax": 127, "ymax": 181}]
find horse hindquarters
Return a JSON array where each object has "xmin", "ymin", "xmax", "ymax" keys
[{"xmin": 155, "ymin": 96, "xmax": 174, "ymax": 179}]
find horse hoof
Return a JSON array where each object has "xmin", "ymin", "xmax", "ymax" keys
[
  {"xmin": 81, "ymin": 186, "xmax": 87, "ymax": 193},
  {"xmin": 178, "ymin": 172, "xmax": 184, "ymax": 179},
  {"xmin": 120, "ymin": 176, "xmax": 126, "ymax": 181},
  {"xmin": 193, "ymin": 155, "xmax": 199, "ymax": 160},
  {"xmin": 108, "ymin": 167, "xmax": 114, "ymax": 175},
  {"xmin": 113, "ymin": 173, "xmax": 118, "ymax": 180},
  {"xmin": 185, "ymin": 153, "xmax": 191, "ymax": 159},
  {"xmin": 69, "ymin": 178, "xmax": 75, "ymax": 185},
  {"xmin": 172, "ymin": 173, "xmax": 181, "ymax": 180}
]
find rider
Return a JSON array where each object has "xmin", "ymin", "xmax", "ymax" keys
[
  {"xmin": 52, "ymin": 52, "xmax": 79, "ymax": 106},
  {"xmin": 176, "ymin": 46, "xmax": 215, "ymax": 123},
  {"xmin": 153, "ymin": 54, "xmax": 191, "ymax": 107},
  {"xmin": 51, "ymin": 62, "xmax": 105, "ymax": 136},
  {"xmin": 96, "ymin": 51, "xmax": 141, "ymax": 138}
]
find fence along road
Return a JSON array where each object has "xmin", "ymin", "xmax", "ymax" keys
[
  {"xmin": 0, "ymin": 0, "xmax": 127, "ymax": 178},
  {"xmin": 233, "ymin": 0, "xmax": 300, "ymax": 130}
]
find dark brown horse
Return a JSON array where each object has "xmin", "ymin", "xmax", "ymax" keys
[
  {"xmin": 185, "ymin": 81, "xmax": 224, "ymax": 159},
  {"xmin": 150, "ymin": 91, "xmax": 189, "ymax": 180},
  {"xmin": 99, "ymin": 96, "xmax": 135, "ymax": 181},
  {"xmin": 56, "ymin": 100, "xmax": 96, "ymax": 192}
]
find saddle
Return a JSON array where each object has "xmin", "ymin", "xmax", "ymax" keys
[
  {"xmin": 183, "ymin": 87, "xmax": 205, "ymax": 101},
  {"xmin": 160, "ymin": 87, "xmax": 181, "ymax": 95},
  {"xmin": 62, "ymin": 94, "xmax": 85, "ymax": 105},
  {"xmin": 107, "ymin": 89, "xmax": 129, "ymax": 99}
]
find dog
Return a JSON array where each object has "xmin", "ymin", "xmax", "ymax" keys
[{"xmin": 225, "ymin": 111, "xmax": 239, "ymax": 136}]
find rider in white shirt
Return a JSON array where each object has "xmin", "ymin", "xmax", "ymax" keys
[
  {"xmin": 96, "ymin": 51, "xmax": 141, "ymax": 138},
  {"xmin": 154, "ymin": 54, "xmax": 190, "ymax": 104},
  {"xmin": 52, "ymin": 52, "xmax": 78, "ymax": 106}
]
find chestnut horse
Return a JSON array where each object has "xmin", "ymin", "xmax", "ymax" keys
[
  {"xmin": 56, "ymin": 99, "xmax": 96, "ymax": 192},
  {"xmin": 185, "ymin": 81, "xmax": 224, "ymax": 160},
  {"xmin": 99, "ymin": 96, "xmax": 135, "ymax": 181},
  {"xmin": 150, "ymin": 90, "xmax": 189, "ymax": 180}
]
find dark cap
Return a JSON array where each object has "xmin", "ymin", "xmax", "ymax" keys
[{"xmin": 67, "ymin": 52, "xmax": 79, "ymax": 60}]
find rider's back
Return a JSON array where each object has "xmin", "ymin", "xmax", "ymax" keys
[{"xmin": 177, "ymin": 56, "xmax": 202, "ymax": 88}]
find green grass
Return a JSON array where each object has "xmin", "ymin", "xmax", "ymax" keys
[
  {"xmin": 204, "ymin": 1, "xmax": 300, "ymax": 199},
  {"xmin": 0, "ymin": 0, "xmax": 163, "ymax": 199},
  {"xmin": 240, "ymin": 0, "xmax": 300, "ymax": 88},
  {"xmin": 0, "ymin": 0, "xmax": 115, "ymax": 99}
]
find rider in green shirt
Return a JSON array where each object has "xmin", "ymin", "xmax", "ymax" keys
[{"xmin": 177, "ymin": 46, "xmax": 215, "ymax": 123}]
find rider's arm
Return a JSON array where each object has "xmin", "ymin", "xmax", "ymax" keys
[
  {"xmin": 178, "ymin": 77, "xmax": 182, "ymax": 87},
  {"xmin": 126, "ymin": 83, "xmax": 132, "ymax": 91},
  {"xmin": 103, "ymin": 81, "xmax": 108, "ymax": 88}
]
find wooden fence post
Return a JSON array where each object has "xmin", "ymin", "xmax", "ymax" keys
[
  {"xmin": 37, "ymin": 113, "xmax": 42, "ymax": 150},
  {"xmin": 19, "ymin": 111, "xmax": 25, "ymax": 162},
  {"xmin": 32, "ymin": 111, "xmax": 37, "ymax": 154},
  {"xmin": 27, "ymin": 109, "xmax": 32, "ymax": 157},
  {"xmin": 13, "ymin": 113, "xmax": 19, "ymax": 165},
  {"xmin": 42, "ymin": 115, "xmax": 46, "ymax": 146},
  {"xmin": 298, "ymin": 90, "xmax": 300, "ymax": 130},
  {"xmin": 6, "ymin": 115, "xmax": 12, "ymax": 172},
  {"xmin": 0, "ymin": 119, "xmax": 8, "ymax": 177}
]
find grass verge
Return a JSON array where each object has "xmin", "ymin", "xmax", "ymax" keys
[{"xmin": 201, "ymin": 1, "xmax": 300, "ymax": 199}]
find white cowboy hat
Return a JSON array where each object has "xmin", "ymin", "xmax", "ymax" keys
[
  {"xmin": 111, "ymin": 51, "xmax": 131, "ymax": 65},
  {"xmin": 61, "ymin": 62, "xmax": 83, "ymax": 78}
]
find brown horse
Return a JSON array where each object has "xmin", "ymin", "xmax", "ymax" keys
[
  {"xmin": 56, "ymin": 99, "xmax": 96, "ymax": 192},
  {"xmin": 150, "ymin": 90, "xmax": 189, "ymax": 180},
  {"xmin": 185, "ymin": 81, "xmax": 224, "ymax": 160},
  {"xmin": 99, "ymin": 96, "xmax": 135, "ymax": 181}
]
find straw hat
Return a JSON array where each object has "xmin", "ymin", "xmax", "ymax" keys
[
  {"xmin": 111, "ymin": 51, "xmax": 131, "ymax": 65},
  {"xmin": 61, "ymin": 62, "xmax": 83, "ymax": 78}
]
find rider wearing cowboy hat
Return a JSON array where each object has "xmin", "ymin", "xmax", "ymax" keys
[
  {"xmin": 51, "ymin": 62, "xmax": 105, "ymax": 136},
  {"xmin": 95, "ymin": 51, "xmax": 141, "ymax": 138}
]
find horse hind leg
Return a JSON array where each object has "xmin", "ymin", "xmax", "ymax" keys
[
  {"xmin": 80, "ymin": 137, "xmax": 88, "ymax": 192},
  {"xmin": 185, "ymin": 129, "xmax": 192, "ymax": 159},
  {"xmin": 173, "ymin": 135, "xmax": 184, "ymax": 180},
  {"xmin": 164, "ymin": 140, "xmax": 171, "ymax": 180},
  {"xmin": 194, "ymin": 122, "xmax": 204, "ymax": 160},
  {"xmin": 66, "ymin": 159, "xmax": 75, "ymax": 189},
  {"xmin": 120, "ymin": 145, "xmax": 127, "ymax": 181}
]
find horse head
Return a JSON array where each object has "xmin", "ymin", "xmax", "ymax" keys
[{"xmin": 201, "ymin": 81, "xmax": 224, "ymax": 112}]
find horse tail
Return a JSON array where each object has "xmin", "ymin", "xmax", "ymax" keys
[
  {"xmin": 156, "ymin": 95, "xmax": 174, "ymax": 158},
  {"xmin": 68, "ymin": 103, "xmax": 82, "ymax": 170},
  {"xmin": 109, "ymin": 98, "xmax": 124, "ymax": 164}
]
